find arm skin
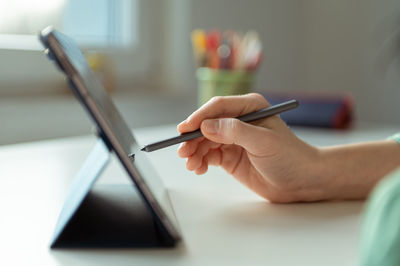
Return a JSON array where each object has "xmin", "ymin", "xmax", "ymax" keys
[
  {"xmin": 177, "ymin": 93, "xmax": 400, "ymax": 203},
  {"xmin": 317, "ymin": 141, "xmax": 400, "ymax": 201}
]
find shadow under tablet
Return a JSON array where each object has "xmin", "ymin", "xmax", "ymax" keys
[{"xmin": 53, "ymin": 184, "xmax": 167, "ymax": 248}]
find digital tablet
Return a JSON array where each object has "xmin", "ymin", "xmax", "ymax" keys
[{"xmin": 39, "ymin": 27, "xmax": 181, "ymax": 246}]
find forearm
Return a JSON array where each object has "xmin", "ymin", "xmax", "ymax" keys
[{"xmin": 317, "ymin": 140, "xmax": 400, "ymax": 200}]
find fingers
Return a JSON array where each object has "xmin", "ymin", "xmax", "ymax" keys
[
  {"xmin": 191, "ymin": 147, "xmax": 231, "ymax": 175},
  {"xmin": 192, "ymin": 149, "xmax": 222, "ymax": 175},
  {"xmin": 205, "ymin": 148, "xmax": 223, "ymax": 166},
  {"xmin": 183, "ymin": 142, "xmax": 243, "ymax": 175},
  {"xmin": 183, "ymin": 144, "xmax": 223, "ymax": 175},
  {"xmin": 177, "ymin": 93, "xmax": 269, "ymax": 134},
  {"xmin": 177, "ymin": 137, "xmax": 204, "ymax": 158},
  {"xmin": 194, "ymin": 160, "xmax": 208, "ymax": 175},
  {"xmin": 200, "ymin": 117, "xmax": 274, "ymax": 156},
  {"xmin": 190, "ymin": 150, "xmax": 221, "ymax": 175},
  {"xmin": 177, "ymin": 93, "xmax": 275, "ymax": 175},
  {"xmin": 178, "ymin": 137, "xmax": 220, "ymax": 158},
  {"xmin": 183, "ymin": 139, "xmax": 222, "ymax": 170}
]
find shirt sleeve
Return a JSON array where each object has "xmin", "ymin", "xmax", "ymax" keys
[
  {"xmin": 360, "ymin": 167, "xmax": 400, "ymax": 266},
  {"xmin": 387, "ymin": 133, "xmax": 400, "ymax": 145}
]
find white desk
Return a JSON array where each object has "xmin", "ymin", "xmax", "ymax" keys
[{"xmin": 0, "ymin": 124, "xmax": 399, "ymax": 266}]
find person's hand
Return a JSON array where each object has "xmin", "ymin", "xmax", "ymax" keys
[{"xmin": 177, "ymin": 93, "xmax": 326, "ymax": 203}]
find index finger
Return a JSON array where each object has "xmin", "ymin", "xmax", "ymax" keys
[{"xmin": 177, "ymin": 93, "xmax": 269, "ymax": 133}]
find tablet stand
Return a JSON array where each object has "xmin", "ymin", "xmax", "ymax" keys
[{"xmin": 50, "ymin": 135, "xmax": 172, "ymax": 248}]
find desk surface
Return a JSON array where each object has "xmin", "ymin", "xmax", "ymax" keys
[{"xmin": 0, "ymin": 124, "xmax": 398, "ymax": 266}]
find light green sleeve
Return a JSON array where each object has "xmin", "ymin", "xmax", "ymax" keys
[
  {"xmin": 359, "ymin": 132, "xmax": 400, "ymax": 265},
  {"xmin": 387, "ymin": 133, "xmax": 400, "ymax": 144},
  {"xmin": 360, "ymin": 167, "xmax": 400, "ymax": 266}
]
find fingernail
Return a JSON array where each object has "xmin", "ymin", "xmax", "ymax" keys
[{"xmin": 203, "ymin": 119, "xmax": 219, "ymax": 134}]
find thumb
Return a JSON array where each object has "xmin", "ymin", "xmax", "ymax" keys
[{"xmin": 200, "ymin": 118, "xmax": 270, "ymax": 154}]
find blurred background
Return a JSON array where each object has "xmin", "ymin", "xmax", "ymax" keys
[{"xmin": 1, "ymin": 0, "xmax": 400, "ymax": 145}]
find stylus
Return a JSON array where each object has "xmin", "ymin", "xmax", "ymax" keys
[{"xmin": 141, "ymin": 99, "xmax": 299, "ymax": 152}]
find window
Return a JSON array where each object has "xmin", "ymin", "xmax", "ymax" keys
[
  {"xmin": 0, "ymin": 0, "xmax": 137, "ymax": 50},
  {"xmin": 0, "ymin": 0, "xmax": 159, "ymax": 95},
  {"xmin": 63, "ymin": 0, "xmax": 136, "ymax": 48}
]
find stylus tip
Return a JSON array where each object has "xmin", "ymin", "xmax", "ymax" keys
[{"xmin": 140, "ymin": 147, "xmax": 147, "ymax": 152}]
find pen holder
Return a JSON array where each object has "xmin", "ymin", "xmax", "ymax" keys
[{"xmin": 196, "ymin": 67, "xmax": 255, "ymax": 107}]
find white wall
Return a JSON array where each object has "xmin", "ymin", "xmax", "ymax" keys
[
  {"xmin": 298, "ymin": 0, "xmax": 400, "ymax": 124},
  {"xmin": 156, "ymin": 0, "xmax": 400, "ymax": 124}
]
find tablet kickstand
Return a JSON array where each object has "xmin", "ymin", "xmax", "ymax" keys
[{"xmin": 50, "ymin": 138, "xmax": 172, "ymax": 248}]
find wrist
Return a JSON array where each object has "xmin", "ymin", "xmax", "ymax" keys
[
  {"xmin": 314, "ymin": 147, "xmax": 347, "ymax": 200},
  {"xmin": 279, "ymin": 143, "xmax": 334, "ymax": 202},
  {"xmin": 283, "ymin": 144, "xmax": 347, "ymax": 202},
  {"xmin": 315, "ymin": 146, "xmax": 366, "ymax": 200},
  {"xmin": 297, "ymin": 145, "xmax": 337, "ymax": 201},
  {"xmin": 315, "ymin": 141, "xmax": 400, "ymax": 201}
]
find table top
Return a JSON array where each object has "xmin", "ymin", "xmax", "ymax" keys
[{"xmin": 0, "ymin": 124, "xmax": 398, "ymax": 266}]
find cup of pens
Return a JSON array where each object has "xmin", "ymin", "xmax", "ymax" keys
[{"xmin": 191, "ymin": 29, "xmax": 263, "ymax": 106}]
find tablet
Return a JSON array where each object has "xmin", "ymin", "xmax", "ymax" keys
[{"xmin": 39, "ymin": 27, "xmax": 181, "ymax": 246}]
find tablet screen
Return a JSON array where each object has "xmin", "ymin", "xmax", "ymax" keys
[{"xmin": 41, "ymin": 28, "xmax": 180, "ymax": 241}]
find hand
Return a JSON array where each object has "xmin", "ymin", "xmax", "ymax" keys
[{"xmin": 177, "ymin": 93, "xmax": 326, "ymax": 203}]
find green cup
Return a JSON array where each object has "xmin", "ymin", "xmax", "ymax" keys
[{"xmin": 196, "ymin": 67, "xmax": 255, "ymax": 107}]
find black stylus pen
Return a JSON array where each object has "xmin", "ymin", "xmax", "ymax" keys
[{"xmin": 141, "ymin": 99, "xmax": 299, "ymax": 152}]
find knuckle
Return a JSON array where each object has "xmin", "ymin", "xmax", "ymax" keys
[
  {"xmin": 209, "ymin": 96, "xmax": 225, "ymax": 106},
  {"xmin": 249, "ymin": 93, "xmax": 270, "ymax": 106},
  {"xmin": 247, "ymin": 92, "xmax": 261, "ymax": 98}
]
